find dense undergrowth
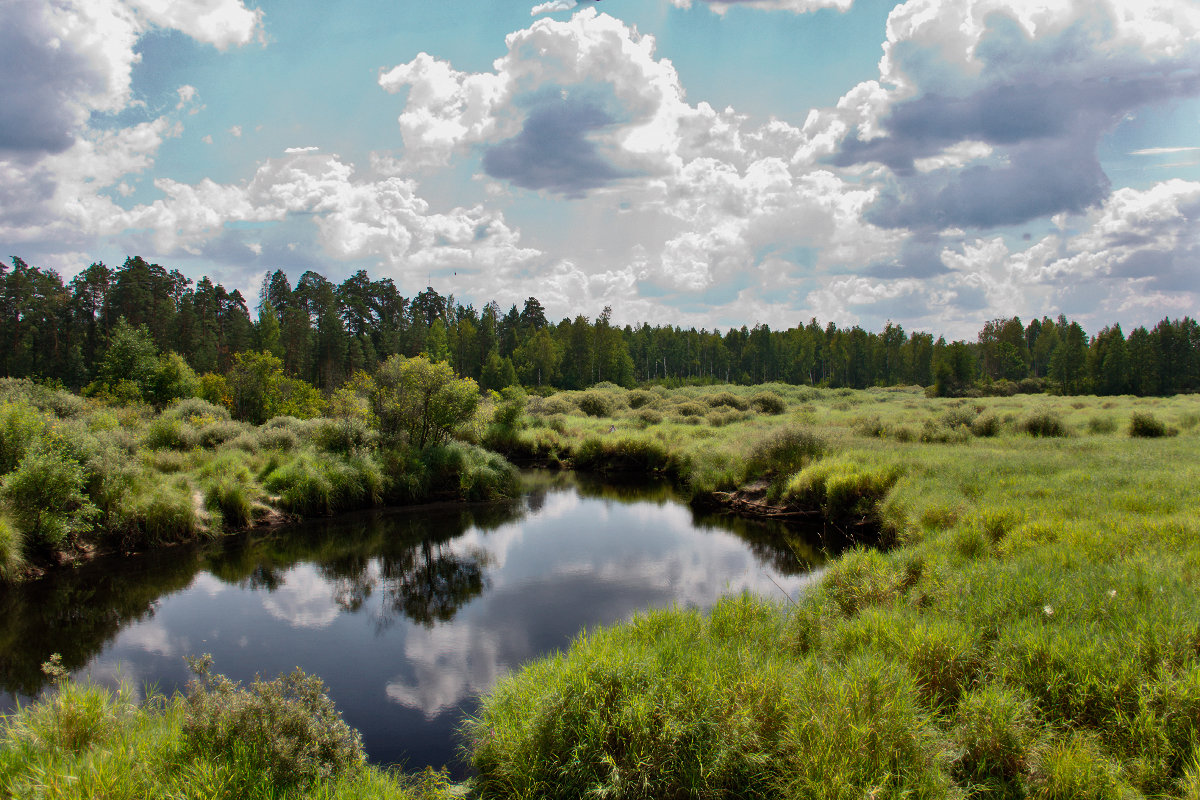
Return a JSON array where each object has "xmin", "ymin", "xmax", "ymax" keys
[
  {"xmin": 0, "ymin": 375, "xmax": 518, "ymax": 579},
  {"xmin": 468, "ymin": 382, "xmax": 1200, "ymax": 799}
]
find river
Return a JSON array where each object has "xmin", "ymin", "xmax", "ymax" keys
[{"xmin": 0, "ymin": 471, "xmax": 831, "ymax": 776}]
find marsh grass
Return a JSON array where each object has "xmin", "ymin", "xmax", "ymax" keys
[
  {"xmin": 0, "ymin": 660, "xmax": 457, "ymax": 800},
  {"xmin": 471, "ymin": 385, "xmax": 1200, "ymax": 799}
]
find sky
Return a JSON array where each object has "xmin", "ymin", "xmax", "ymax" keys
[{"xmin": 2, "ymin": 0, "xmax": 1199, "ymax": 338}]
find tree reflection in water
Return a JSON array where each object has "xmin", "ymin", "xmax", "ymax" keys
[{"xmin": 0, "ymin": 473, "xmax": 829, "ymax": 705}]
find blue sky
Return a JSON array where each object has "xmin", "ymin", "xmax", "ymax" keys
[{"xmin": 2, "ymin": 0, "xmax": 1199, "ymax": 337}]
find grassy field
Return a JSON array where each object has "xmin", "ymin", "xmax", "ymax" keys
[
  {"xmin": 5, "ymin": 381, "xmax": 1200, "ymax": 798},
  {"xmin": 468, "ymin": 383, "xmax": 1200, "ymax": 799}
]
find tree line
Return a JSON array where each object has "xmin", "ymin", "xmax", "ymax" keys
[{"xmin": 3, "ymin": 255, "xmax": 1198, "ymax": 399}]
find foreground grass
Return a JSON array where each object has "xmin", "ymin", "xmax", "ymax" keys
[
  {"xmin": 0, "ymin": 666, "xmax": 460, "ymax": 800},
  {"xmin": 468, "ymin": 384, "xmax": 1200, "ymax": 799}
]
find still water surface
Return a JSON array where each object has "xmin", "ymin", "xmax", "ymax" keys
[{"xmin": 0, "ymin": 472, "xmax": 828, "ymax": 775}]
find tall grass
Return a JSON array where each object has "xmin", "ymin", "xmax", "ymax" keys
[
  {"xmin": 0, "ymin": 660, "xmax": 458, "ymax": 800},
  {"xmin": 466, "ymin": 385, "xmax": 1200, "ymax": 799}
]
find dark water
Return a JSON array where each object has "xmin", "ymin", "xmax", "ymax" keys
[{"xmin": 0, "ymin": 472, "xmax": 828, "ymax": 775}]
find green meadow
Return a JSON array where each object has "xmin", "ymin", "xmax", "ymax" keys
[
  {"xmin": 4, "ymin": 382, "xmax": 1200, "ymax": 798},
  {"xmin": 470, "ymin": 383, "xmax": 1200, "ymax": 799}
]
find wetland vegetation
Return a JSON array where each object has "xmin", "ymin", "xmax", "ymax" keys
[{"xmin": 5, "ymin": 379, "xmax": 1199, "ymax": 798}]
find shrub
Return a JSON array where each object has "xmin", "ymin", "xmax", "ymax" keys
[
  {"xmin": 749, "ymin": 390, "xmax": 786, "ymax": 414},
  {"xmin": 854, "ymin": 415, "xmax": 886, "ymax": 438},
  {"xmin": 115, "ymin": 480, "xmax": 199, "ymax": 548},
  {"xmin": 706, "ymin": 409, "xmax": 746, "ymax": 427},
  {"xmin": 706, "ymin": 391, "xmax": 749, "ymax": 411},
  {"xmin": 0, "ymin": 513, "xmax": 24, "ymax": 580},
  {"xmin": 627, "ymin": 389, "xmax": 656, "ymax": 409},
  {"xmin": 422, "ymin": 441, "xmax": 518, "ymax": 501},
  {"xmin": 635, "ymin": 408, "xmax": 663, "ymax": 426},
  {"xmin": 305, "ymin": 416, "xmax": 376, "ymax": 455},
  {"xmin": 674, "ymin": 401, "xmax": 707, "ymax": 418},
  {"xmin": 165, "ymin": 397, "xmax": 231, "ymax": 423},
  {"xmin": 143, "ymin": 416, "xmax": 199, "ymax": 450},
  {"xmin": 1087, "ymin": 416, "xmax": 1118, "ymax": 434},
  {"xmin": 744, "ymin": 427, "xmax": 827, "ymax": 481},
  {"xmin": 196, "ymin": 419, "xmax": 247, "ymax": 449},
  {"xmin": 942, "ymin": 404, "xmax": 977, "ymax": 429},
  {"xmin": 576, "ymin": 391, "xmax": 616, "ymax": 417},
  {"xmin": 182, "ymin": 656, "xmax": 365, "ymax": 790},
  {"xmin": 203, "ymin": 463, "xmax": 258, "ymax": 529},
  {"xmin": 573, "ymin": 435, "xmax": 679, "ymax": 475},
  {"xmin": 531, "ymin": 395, "xmax": 573, "ymax": 416},
  {"xmin": 1021, "ymin": 410, "xmax": 1068, "ymax": 437},
  {"xmin": 1, "ymin": 445, "xmax": 98, "ymax": 553},
  {"xmin": 0, "ymin": 401, "xmax": 47, "ymax": 474},
  {"xmin": 970, "ymin": 412, "xmax": 1001, "ymax": 437},
  {"xmin": 371, "ymin": 355, "xmax": 480, "ymax": 448},
  {"xmin": 1129, "ymin": 412, "xmax": 1173, "ymax": 438},
  {"xmin": 263, "ymin": 452, "xmax": 383, "ymax": 516}
]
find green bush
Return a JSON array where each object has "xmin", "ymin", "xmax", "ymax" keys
[
  {"xmin": 576, "ymin": 391, "xmax": 617, "ymax": 417},
  {"xmin": 0, "ymin": 513, "xmax": 24, "ymax": 580},
  {"xmin": 1021, "ymin": 411, "xmax": 1068, "ymax": 437},
  {"xmin": 0, "ymin": 401, "xmax": 47, "ymax": 474},
  {"xmin": 1087, "ymin": 415, "xmax": 1118, "ymax": 434},
  {"xmin": 182, "ymin": 656, "xmax": 365, "ymax": 790},
  {"xmin": 635, "ymin": 408, "xmax": 663, "ymax": 426},
  {"xmin": 143, "ymin": 416, "xmax": 199, "ymax": 450},
  {"xmin": 1, "ymin": 445, "xmax": 97, "ymax": 553},
  {"xmin": 573, "ymin": 435, "xmax": 679, "ymax": 476},
  {"xmin": 783, "ymin": 458, "xmax": 902, "ymax": 520},
  {"xmin": 202, "ymin": 459, "xmax": 258, "ymax": 529},
  {"xmin": 195, "ymin": 419, "xmax": 247, "ymax": 449},
  {"xmin": 263, "ymin": 452, "xmax": 383, "ymax": 516},
  {"xmin": 305, "ymin": 416, "xmax": 377, "ymax": 455},
  {"xmin": 673, "ymin": 400, "xmax": 707, "ymax": 418},
  {"xmin": 970, "ymin": 412, "xmax": 1001, "ymax": 437},
  {"xmin": 706, "ymin": 391, "xmax": 749, "ymax": 411},
  {"xmin": 743, "ymin": 427, "xmax": 826, "ymax": 482},
  {"xmin": 627, "ymin": 389, "xmax": 656, "ymax": 409},
  {"xmin": 164, "ymin": 396, "xmax": 231, "ymax": 424},
  {"xmin": 1129, "ymin": 412, "xmax": 1173, "ymax": 438},
  {"xmin": 113, "ymin": 479, "xmax": 199, "ymax": 548},
  {"xmin": 749, "ymin": 390, "xmax": 786, "ymax": 414},
  {"xmin": 371, "ymin": 355, "xmax": 479, "ymax": 448}
]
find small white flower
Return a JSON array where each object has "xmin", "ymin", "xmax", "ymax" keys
[{"xmin": 1043, "ymin": 605, "xmax": 1053, "ymax": 616}]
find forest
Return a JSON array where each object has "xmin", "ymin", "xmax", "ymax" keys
[{"xmin": 4, "ymin": 255, "xmax": 1199, "ymax": 402}]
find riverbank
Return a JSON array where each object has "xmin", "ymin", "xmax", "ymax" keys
[{"xmin": 0, "ymin": 378, "xmax": 519, "ymax": 583}]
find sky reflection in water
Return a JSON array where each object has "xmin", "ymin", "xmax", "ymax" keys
[{"xmin": 0, "ymin": 473, "xmax": 828, "ymax": 775}]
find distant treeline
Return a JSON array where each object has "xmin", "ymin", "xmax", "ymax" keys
[{"xmin": 3, "ymin": 255, "xmax": 1198, "ymax": 397}]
